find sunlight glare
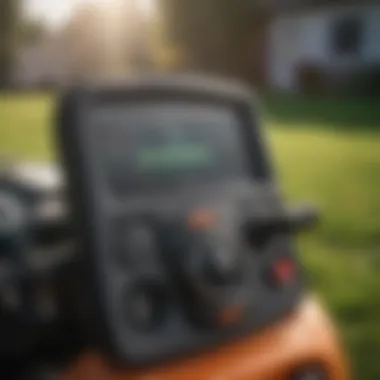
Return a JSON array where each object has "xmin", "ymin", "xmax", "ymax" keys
[
  {"xmin": 87, "ymin": 0, "xmax": 156, "ymax": 16},
  {"xmin": 139, "ymin": 0, "xmax": 156, "ymax": 17},
  {"xmin": 25, "ymin": 0, "xmax": 157, "ymax": 28}
]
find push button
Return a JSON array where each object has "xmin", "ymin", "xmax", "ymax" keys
[
  {"xmin": 273, "ymin": 257, "xmax": 296, "ymax": 283},
  {"xmin": 265, "ymin": 257, "xmax": 296, "ymax": 287}
]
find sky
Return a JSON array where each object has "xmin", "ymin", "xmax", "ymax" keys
[{"xmin": 24, "ymin": 0, "xmax": 155, "ymax": 28}]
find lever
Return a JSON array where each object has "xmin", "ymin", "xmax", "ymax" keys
[{"xmin": 245, "ymin": 204, "xmax": 319, "ymax": 233}]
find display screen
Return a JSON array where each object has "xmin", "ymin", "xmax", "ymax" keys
[{"xmin": 90, "ymin": 102, "xmax": 249, "ymax": 193}]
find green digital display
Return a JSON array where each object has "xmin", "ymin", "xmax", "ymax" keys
[
  {"xmin": 93, "ymin": 102, "xmax": 248, "ymax": 191},
  {"xmin": 136, "ymin": 143, "xmax": 214, "ymax": 171}
]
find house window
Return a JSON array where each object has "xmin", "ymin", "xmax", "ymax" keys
[{"xmin": 331, "ymin": 16, "xmax": 363, "ymax": 56}]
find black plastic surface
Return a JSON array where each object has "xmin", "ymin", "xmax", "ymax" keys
[{"xmin": 54, "ymin": 73, "xmax": 303, "ymax": 366}]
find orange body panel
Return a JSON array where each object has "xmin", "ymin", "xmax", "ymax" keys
[{"xmin": 62, "ymin": 296, "xmax": 349, "ymax": 380}]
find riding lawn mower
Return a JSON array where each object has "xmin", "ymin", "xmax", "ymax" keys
[{"xmin": 0, "ymin": 74, "xmax": 349, "ymax": 380}]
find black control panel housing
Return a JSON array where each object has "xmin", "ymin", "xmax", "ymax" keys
[{"xmin": 55, "ymin": 74, "xmax": 303, "ymax": 367}]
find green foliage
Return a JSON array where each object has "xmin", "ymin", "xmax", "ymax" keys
[
  {"xmin": 1, "ymin": 93, "xmax": 380, "ymax": 379},
  {"xmin": 0, "ymin": 0, "xmax": 48, "ymax": 87},
  {"xmin": 346, "ymin": 65, "xmax": 380, "ymax": 97},
  {"xmin": 262, "ymin": 94, "xmax": 380, "ymax": 131},
  {"xmin": 159, "ymin": 0, "xmax": 267, "ymax": 80},
  {"xmin": 17, "ymin": 19, "xmax": 48, "ymax": 47}
]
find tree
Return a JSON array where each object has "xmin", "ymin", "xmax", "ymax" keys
[
  {"xmin": 60, "ymin": 4, "xmax": 110, "ymax": 82},
  {"xmin": 158, "ymin": 0, "xmax": 277, "ymax": 85},
  {"xmin": 17, "ymin": 19, "xmax": 48, "ymax": 47},
  {"xmin": 0, "ymin": 0, "xmax": 20, "ymax": 87},
  {"xmin": 60, "ymin": 2, "xmax": 155, "ymax": 82}
]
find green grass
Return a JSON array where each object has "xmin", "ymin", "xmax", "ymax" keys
[
  {"xmin": 1, "ymin": 92, "xmax": 380, "ymax": 379},
  {"xmin": 0, "ymin": 93, "xmax": 55, "ymax": 160},
  {"xmin": 262, "ymin": 93, "xmax": 380, "ymax": 131},
  {"xmin": 269, "ymin": 129, "xmax": 380, "ymax": 379}
]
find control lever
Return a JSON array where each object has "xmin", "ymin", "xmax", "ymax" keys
[
  {"xmin": 245, "ymin": 204, "xmax": 319, "ymax": 233},
  {"xmin": 285, "ymin": 204, "xmax": 319, "ymax": 231}
]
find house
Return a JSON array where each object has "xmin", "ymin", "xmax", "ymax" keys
[{"xmin": 266, "ymin": 0, "xmax": 380, "ymax": 92}]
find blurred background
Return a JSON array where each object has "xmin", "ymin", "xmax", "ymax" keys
[{"xmin": 1, "ymin": 0, "xmax": 380, "ymax": 378}]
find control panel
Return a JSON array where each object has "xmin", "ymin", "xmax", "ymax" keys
[{"xmin": 55, "ymin": 75, "xmax": 304, "ymax": 366}]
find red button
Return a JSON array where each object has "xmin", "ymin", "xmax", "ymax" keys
[{"xmin": 272, "ymin": 258, "xmax": 296, "ymax": 283}]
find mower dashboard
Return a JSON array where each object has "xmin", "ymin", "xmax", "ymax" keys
[{"xmin": 55, "ymin": 74, "xmax": 303, "ymax": 366}]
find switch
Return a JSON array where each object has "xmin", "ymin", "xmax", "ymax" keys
[{"xmin": 265, "ymin": 257, "xmax": 296, "ymax": 287}]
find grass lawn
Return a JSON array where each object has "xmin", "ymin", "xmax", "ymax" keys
[{"xmin": 1, "ymin": 92, "xmax": 380, "ymax": 379}]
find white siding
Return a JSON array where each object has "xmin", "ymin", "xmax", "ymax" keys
[
  {"xmin": 268, "ymin": 5, "xmax": 380, "ymax": 91},
  {"xmin": 269, "ymin": 15, "xmax": 300, "ymax": 90},
  {"xmin": 362, "ymin": 8, "xmax": 380, "ymax": 63}
]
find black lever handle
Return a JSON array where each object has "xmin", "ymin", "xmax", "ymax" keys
[
  {"xmin": 245, "ymin": 203, "xmax": 319, "ymax": 233},
  {"xmin": 285, "ymin": 203, "xmax": 319, "ymax": 231}
]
